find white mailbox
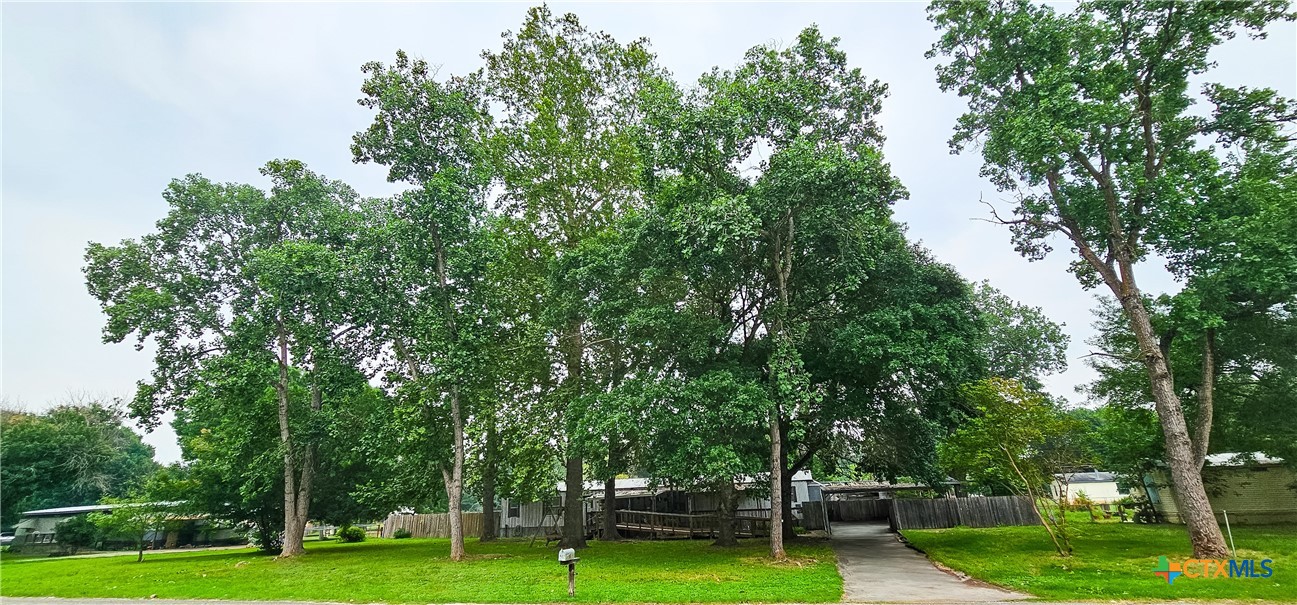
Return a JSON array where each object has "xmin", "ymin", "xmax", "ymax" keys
[
  {"xmin": 558, "ymin": 548, "xmax": 578, "ymax": 564},
  {"xmin": 558, "ymin": 547, "xmax": 580, "ymax": 596}
]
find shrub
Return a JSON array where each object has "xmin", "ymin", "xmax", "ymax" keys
[
  {"xmin": 337, "ymin": 525, "xmax": 366, "ymax": 543},
  {"xmin": 56, "ymin": 515, "xmax": 99, "ymax": 554},
  {"xmin": 1134, "ymin": 503, "xmax": 1161, "ymax": 524},
  {"xmin": 1072, "ymin": 491, "xmax": 1095, "ymax": 510},
  {"xmin": 247, "ymin": 523, "xmax": 283, "ymax": 553},
  {"xmin": 393, "ymin": 528, "xmax": 412, "ymax": 539}
]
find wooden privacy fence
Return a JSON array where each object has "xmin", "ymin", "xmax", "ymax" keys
[
  {"xmin": 889, "ymin": 496, "xmax": 1039, "ymax": 530},
  {"xmin": 383, "ymin": 512, "xmax": 487, "ymax": 538},
  {"xmin": 827, "ymin": 499, "xmax": 892, "ymax": 522}
]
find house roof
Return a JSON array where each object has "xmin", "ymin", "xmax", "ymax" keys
[
  {"xmin": 1205, "ymin": 452, "xmax": 1285, "ymax": 467},
  {"xmin": 21, "ymin": 501, "xmax": 183, "ymax": 517},
  {"xmin": 558, "ymin": 470, "xmax": 814, "ymax": 493},
  {"xmin": 20, "ymin": 504, "xmax": 116, "ymax": 517},
  {"xmin": 1055, "ymin": 471, "xmax": 1119, "ymax": 483},
  {"xmin": 819, "ymin": 478, "xmax": 960, "ymax": 494}
]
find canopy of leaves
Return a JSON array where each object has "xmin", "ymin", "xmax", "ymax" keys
[
  {"xmin": 0, "ymin": 402, "xmax": 158, "ymax": 528},
  {"xmin": 927, "ymin": 0, "xmax": 1293, "ymax": 284},
  {"xmin": 971, "ymin": 281, "xmax": 1069, "ymax": 389}
]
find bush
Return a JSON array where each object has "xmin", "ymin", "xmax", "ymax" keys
[
  {"xmin": 393, "ymin": 528, "xmax": 412, "ymax": 539},
  {"xmin": 56, "ymin": 515, "xmax": 99, "ymax": 554},
  {"xmin": 1133, "ymin": 504, "xmax": 1161, "ymax": 524},
  {"xmin": 337, "ymin": 525, "xmax": 366, "ymax": 543},
  {"xmin": 247, "ymin": 523, "xmax": 283, "ymax": 553}
]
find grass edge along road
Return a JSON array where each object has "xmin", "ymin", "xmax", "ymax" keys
[
  {"xmin": 0, "ymin": 537, "xmax": 841, "ymax": 604},
  {"xmin": 902, "ymin": 521, "xmax": 1297, "ymax": 601}
]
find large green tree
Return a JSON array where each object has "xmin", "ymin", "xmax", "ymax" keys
[
  {"xmin": 480, "ymin": 6, "xmax": 665, "ymax": 549},
  {"xmin": 675, "ymin": 27, "xmax": 987, "ymax": 559},
  {"xmin": 0, "ymin": 402, "xmax": 158, "ymax": 528},
  {"xmin": 552, "ymin": 185, "xmax": 774, "ymax": 546},
  {"xmin": 84, "ymin": 160, "xmax": 369, "ymax": 557},
  {"xmin": 353, "ymin": 50, "xmax": 498, "ymax": 561},
  {"xmin": 579, "ymin": 25, "xmax": 987, "ymax": 559},
  {"xmin": 927, "ymin": 0, "xmax": 1294, "ymax": 558}
]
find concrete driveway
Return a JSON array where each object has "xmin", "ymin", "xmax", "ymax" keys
[{"xmin": 830, "ymin": 522, "xmax": 1027, "ymax": 603}]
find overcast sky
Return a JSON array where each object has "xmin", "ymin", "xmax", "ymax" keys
[{"xmin": 3, "ymin": 2, "xmax": 1294, "ymax": 464}]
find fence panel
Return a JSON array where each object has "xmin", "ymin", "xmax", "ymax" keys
[
  {"xmin": 802, "ymin": 501, "xmax": 826, "ymax": 530},
  {"xmin": 383, "ymin": 512, "xmax": 487, "ymax": 538},
  {"xmin": 828, "ymin": 499, "xmax": 891, "ymax": 522},
  {"xmin": 889, "ymin": 496, "xmax": 1038, "ymax": 530}
]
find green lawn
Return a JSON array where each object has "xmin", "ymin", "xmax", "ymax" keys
[
  {"xmin": 0, "ymin": 537, "xmax": 840, "ymax": 603},
  {"xmin": 903, "ymin": 521, "xmax": 1297, "ymax": 601}
]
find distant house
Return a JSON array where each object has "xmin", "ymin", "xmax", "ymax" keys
[
  {"xmin": 495, "ymin": 471, "xmax": 822, "ymax": 538},
  {"xmin": 14, "ymin": 504, "xmax": 118, "ymax": 545},
  {"xmin": 13, "ymin": 503, "xmax": 241, "ymax": 549},
  {"xmin": 1147, "ymin": 453, "xmax": 1297, "ymax": 525},
  {"xmin": 1051, "ymin": 471, "xmax": 1131, "ymax": 504}
]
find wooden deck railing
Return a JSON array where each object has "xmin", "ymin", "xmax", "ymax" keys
[{"xmin": 590, "ymin": 509, "xmax": 771, "ymax": 539}]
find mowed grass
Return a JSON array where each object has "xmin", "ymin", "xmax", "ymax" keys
[
  {"xmin": 0, "ymin": 537, "xmax": 840, "ymax": 603},
  {"xmin": 903, "ymin": 521, "xmax": 1297, "ymax": 601}
]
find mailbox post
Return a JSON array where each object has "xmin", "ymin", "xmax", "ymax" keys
[{"xmin": 558, "ymin": 548, "xmax": 580, "ymax": 597}]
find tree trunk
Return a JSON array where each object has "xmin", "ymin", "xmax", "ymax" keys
[
  {"xmin": 602, "ymin": 474, "xmax": 620, "ymax": 540},
  {"xmin": 446, "ymin": 384, "xmax": 466, "ymax": 561},
  {"xmin": 1051, "ymin": 157, "xmax": 1229, "ymax": 558},
  {"xmin": 601, "ymin": 444, "xmax": 620, "ymax": 541},
  {"xmin": 769, "ymin": 406, "xmax": 786, "ymax": 560},
  {"xmin": 1193, "ymin": 328, "xmax": 1215, "ymax": 470},
  {"xmin": 560, "ymin": 318, "xmax": 587, "ymax": 549},
  {"xmin": 429, "ymin": 222, "xmax": 466, "ymax": 560},
  {"xmin": 779, "ymin": 423, "xmax": 795, "ymax": 541},
  {"xmin": 275, "ymin": 320, "xmax": 307, "ymax": 559},
  {"xmin": 1121, "ymin": 294, "xmax": 1229, "ymax": 558},
  {"xmin": 714, "ymin": 480, "xmax": 738, "ymax": 547},
  {"xmin": 1002, "ymin": 445, "xmax": 1069, "ymax": 557},
  {"xmin": 480, "ymin": 411, "xmax": 498, "ymax": 542},
  {"xmin": 561, "ymin": 456, "xmax": 587, "ymax": 548}
]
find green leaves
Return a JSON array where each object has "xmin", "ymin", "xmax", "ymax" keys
[
  {"xmin": 928, "ymin": 0, "xmax": 1295, "ymax": 285},
  {"xmin": 972, "ymin": 281, "xmax": 1070, "ymax": 389},
  {"xmin": 354, "ymin": 50, "xmax": 492, "ymax": 191},
  {"xmin": 483, "ymin": 5, "xmax": 663, "ymax": 246},
  {"xmin": 942, "ymin": 377, "xmax": 1088, "ymax": 493}
]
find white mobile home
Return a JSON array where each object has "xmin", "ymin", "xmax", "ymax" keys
[{"xmin": 1051, "ymin": 471, "xmax": 1132, "ymax": 504}]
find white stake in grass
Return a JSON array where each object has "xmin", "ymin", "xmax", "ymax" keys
[{"xmin": 1222, "ymin": 509, "xmax": 1237, "ymax": 560}]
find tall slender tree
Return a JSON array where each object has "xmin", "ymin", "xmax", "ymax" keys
[
  {"xmin": 480, "ymin": 6, "xmax": 664, "ymax": 548},
  {"xmin": 927, "ymin": 0, "xmax": 1294, "ymax": 557},
  {"xmin": 352, "ymin": 51, "xmax": 496, "ymax": 561}
]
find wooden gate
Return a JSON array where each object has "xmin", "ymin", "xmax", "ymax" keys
[{"xmin": 827, "ymin": 499, "xmax": 892, "ymax": 522}]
